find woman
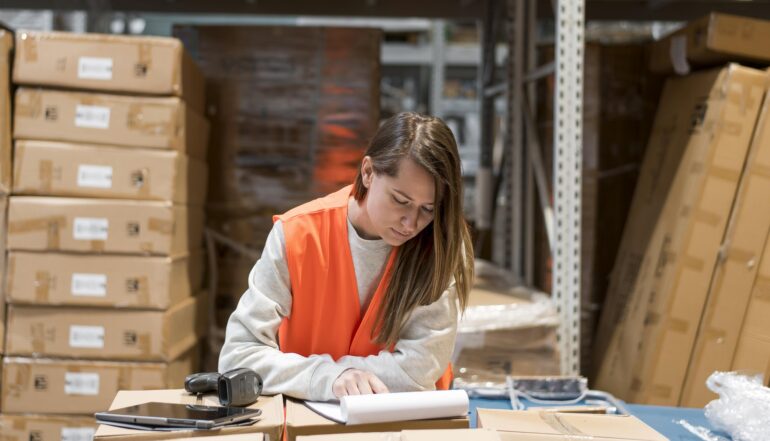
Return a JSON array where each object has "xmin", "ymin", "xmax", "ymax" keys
[{"xmin": 219, "ymin": 112, "xmax": 474, "ymax": 401}]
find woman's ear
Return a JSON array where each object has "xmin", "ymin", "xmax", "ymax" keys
[{"xmin": 361, "ymin": 156, "xmax": 373, "ymax": 188}]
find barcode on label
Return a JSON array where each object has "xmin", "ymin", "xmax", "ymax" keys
[
  {"xmin": 69, "ymin": 325, "xmax": 105, "ymax": 349},
  {"xmin": 61, "ymin": 428, "xmax": 95, "ymax": 441},
  {"xmin": 75, "ymin": 105, "xmax": 110, "ymax": 129},
  {"xmin": 78, "ymin": 56, "xmax": 113, "ymax": 80},
  {"xmin": 73, "ymin": 218, "xmax": 108, "ymax": 241},
  {"xmin": 65, "ymin": 372, "xmax": 100, "ymax": 395},
  {"xmin": 71, "ymin": 273, "xmax": 107, "ymax": 297},
  {"xmin": 77, "ymin": 165, "xmax": 113, "ymax": 189}
]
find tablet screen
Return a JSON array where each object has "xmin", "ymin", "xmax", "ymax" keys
[{"xmin": 100, "ymin": 402, "xmax": 261, "ymax": 422}]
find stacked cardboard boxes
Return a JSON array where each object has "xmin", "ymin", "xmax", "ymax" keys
[
  {"xmin": 0, "ymin": 26, "xmax": 13, "ymax": 366},
  {"xmin": 594, "ymin": 13, "xmax": 770, "ymax": 407},
  {"xmin": 173, "ymin": 25, "xmax": 382, "ymax": 369},
  {"xmin": 1, "ymin": 31, "xmax": 209, "ymax": 431}
]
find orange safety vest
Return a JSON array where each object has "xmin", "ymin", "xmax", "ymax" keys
[{"xmin": 274, "ymin": 184, "xmax": 453, "ymax": 390}]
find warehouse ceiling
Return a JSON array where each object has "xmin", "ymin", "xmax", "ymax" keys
[{"xmin": 7, "ymin": 0, "xmax": 770, "ymax": 20}]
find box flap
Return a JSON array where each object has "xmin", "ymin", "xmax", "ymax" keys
[{"xmin": 477, "ymin": 409, "xmax": 666, "ymax": 441}]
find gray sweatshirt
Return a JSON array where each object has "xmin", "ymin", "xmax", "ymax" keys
[{"xmin": 218, "ymin": 218, "xmax": 458, "ymax": 402}]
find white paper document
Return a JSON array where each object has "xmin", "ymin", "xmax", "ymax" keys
[{"xmin": 304, "ymin": 390, "xmax": 469, "ymax": 425}]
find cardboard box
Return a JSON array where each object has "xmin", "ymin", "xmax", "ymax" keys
[
  {"xmin": 284, "ymin": 398, "xmax": 469, "ymax": 441},
  {"xmin": 0, "ymin": 28, "xmax": 12, "ymax": 194},
  {"xmin": 477, "ymin": 409, "xmax": 666, "ymax": 441},
  {"xmin": 680, "ymin": 88, "xmax": 770, "ymax": 407},
  {"xmin": 730, "ymin": 231, "xmax": 770, "ymax": 386},
  {"xmin": 453, "ymin": 263, "xmax": 560, "ymax": 383},
  {"xmin": 297, "ymin": 429, "xmax": 501, "ymax": 441},
  {"xmin": 0, "ymin": 414, "xmax": 98, "ymax": 441},
  {"xmin": 0, "ymin": 195, "xmax": 7, "ymax": 354},
  {"xmin": 1, "ymin": 350, "xmax": 195, "ymax": 414},
  {"xmin": 13, "ymin": 88, "xmax": 209, "ymax": 160},
  {"xmin": 5, "ymin": 251, "xmax": 202, "ymax": 309},
  {"xmin": 7, "ymin": 197, "xmax": 203, "ymax": 256},
  {"xmin": 13, "ymin": 140, "xmax": 208, "ymax": 204},
  {"xmin": 5, "ymin": 294, "xmax": 205, "ymax": 361},
  {"xmin": 13, "ymin": 31, "xmax": 205, "ymax": 113},
  {"xmin": 650, "ymin": 13, "xmax": 770, "ymax": 74},
  {"xmin": 594, "ymin": 65, "xmax": 768, "ymax": 404},
  {"xmin": 94, "ymin": 389, "xmax": 283, "ymax": 441}
]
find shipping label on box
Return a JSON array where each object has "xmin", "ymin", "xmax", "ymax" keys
[
  {"xmin": 0, "ymin": 29, "xmax": 12, "ymax": 194},
  {"xmin": 0, "ymin": 415, "xmax": 98, "ymax": 441},
  {"xmin": 13, "ymin": 88, "xmax": 209, "ymax": 160},
  {"xmin": 6, "ymin": 251, "xmax": 201, "ymax": 309},
  {"xmin": 13, "ymin": 140, "xmax": 207, "ymax": 204},
  {"xmin": 94, "ymin": 389, "xmax": 283, "ymax": 441},
  {"xmin": 5, "ymin": 295, "xmax": 204, "ymax": 361},
  {"xmin": 595, "ymin": 64, "xmax": 768, "ymax": 405},
  {"xmin": 1, "ymin": 352, "xmax": 194, "ymax": 414},
  {"xmin": 13, "ymin": 31, "xmax": 205, "ymax": 113},
  {"xmin": 7, "ymin": 196, "xmax": 202, "ymax": 256}
]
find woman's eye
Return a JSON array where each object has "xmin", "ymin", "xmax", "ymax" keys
[
  {"xmin": 393, "ymin": 196, "xmax": 409, "ymax": 205},
  {"xmin": 422, "ymin": 207, "xmax": 434, "ymax": 214}
]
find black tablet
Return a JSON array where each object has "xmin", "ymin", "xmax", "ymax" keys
[{"xmin": 95, "ymin": 402, "xmax": 262, "ymax": 430}]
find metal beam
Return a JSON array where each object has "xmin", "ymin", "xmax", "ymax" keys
[
  {"xmin": 1, "ymin": 0, "xmax": 486, "ymax": 19},
  {"xmin": 9, "ymin": 0, "xmax": 770, "ymax": 21},
  {"xmin": 553, "ymin": 0, "xmax": 583, "ymax": 376}
]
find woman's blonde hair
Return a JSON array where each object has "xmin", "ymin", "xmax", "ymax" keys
[{"xmin": 353, "ymin": 112, "xmax": 474, "ymax": 346}]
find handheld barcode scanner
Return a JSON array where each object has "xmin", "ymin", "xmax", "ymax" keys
[{"xmin": 184, "ymin": 368, "xmax": 263, "ymax": 407}]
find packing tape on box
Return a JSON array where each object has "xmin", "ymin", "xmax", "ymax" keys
[
  {"xmin": 12, "ymin": 415, "xmax": 27, "ymax": 431},
  {"xmin": 138, "ymin": 42, "xmax": 153, "ymax": 75},
  {"xmin": 6, "ymin": 254, "xmax": 16, "ymax": 299},
  {"xmin": 12, "ymin": 363, "xmax": 31, "ymax": 396},
  {"xmin": 149, "ymin": 217, "xmax": 174, "ymax": 235},
  {"xmin": 19, "ymin": 32, "xmax": 38, "ymax": 63},
  {"xmin": 12, "ymin": 141, "xmax": 25, "ymax": 190},
  {"xmin": 118, "ymin": 366, "xmax": 133, "ymax": 390},
  {"xmin": 89, "ymin": 239, "xmax": 106, "ymax": 252},
  {"xmin": 8, "ymin": 216, "xmax": 66, "ymax": 249},
  {"xmin": 14, "ymin": 89, "xmax": 42, "ymax": 119},
  {"xmin": 30, "ymin": 322, "xmax": 47, "ymax": 355},
  {"xmin": 39, "ymin": 159, "xmax": 53, "ymax": 192},
  {"xmin": 539, "ymin": 411, "xmax": 586, "ymax": 437},
  {"xmin": 754, "ymin": 275, "xmax": 770, "ymax": 301},
  {"xmin": 136, "ymin": 275, "xmax": 150, "ymax": 306},
  {"xmin": 34, "ymin": 270, "xmax": 50, "ymax": 303},
  {"xmin": 137, "ymin": 332, "xmax": 152, "ymax": 357},
  {"xmin": 754, "ymin": 163, "xmax": 770, "ymax": 178},
  {"xmin": 135, "ymin": 168, "xmax": 151, "ymax": 198},
  {"xmin": 692, "ymin": 208, "xmax": 722, "ymax": 228},
  {"xmin": 127, "ymin": 103, "xmax": 173, "ymax": 136}
]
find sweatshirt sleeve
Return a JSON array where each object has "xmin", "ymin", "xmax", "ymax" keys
[{"xmin": 218, "ymin": 220, "xmax": 348, "ymax": 401}]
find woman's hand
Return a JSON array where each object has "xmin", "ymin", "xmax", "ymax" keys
[{"xmin": 332, "ymin": 368, "xmax": 389, "ymax": 398}]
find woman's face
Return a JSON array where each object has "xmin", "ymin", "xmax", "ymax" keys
[{"xmin": 361, "ymin": 156, "xmax": 436, "ymax": 247}]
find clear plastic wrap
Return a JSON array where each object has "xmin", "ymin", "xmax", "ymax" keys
[{"xmin": 704, "ymin": 371, "xmax": 770, "ymax": 441}]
